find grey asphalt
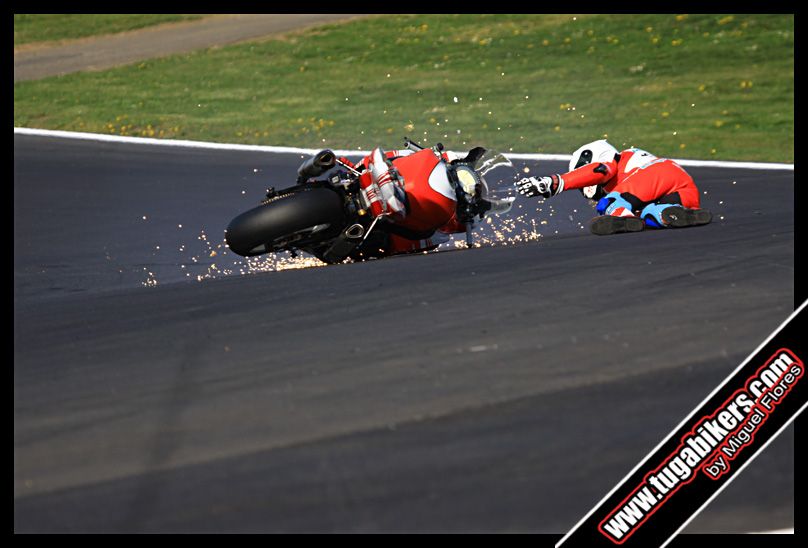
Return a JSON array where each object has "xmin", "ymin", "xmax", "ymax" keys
[
  {"xmin": 13, "ymin": 134, "xmax": 794, "ymax": 533},
  {"xmin": 14, "ymin": 14, "xmax": 368, "ymax": 82}
]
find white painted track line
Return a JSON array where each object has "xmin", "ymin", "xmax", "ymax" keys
[{"xmin": 14, "ymin": 127, "xmax": 794, "ymax": 171}]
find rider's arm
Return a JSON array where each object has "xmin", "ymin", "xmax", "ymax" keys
[
  {"xmin": 560, "ymin": 159, "xmax": 618, "ymax": 191},
  {"xmin": 515, "ymin": 159, "xmax": 619, "ymax": 198}
]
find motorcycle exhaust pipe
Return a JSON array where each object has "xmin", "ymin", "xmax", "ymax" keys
[
  {"xmin": 344, "ymin": 223, "xmax": 365, "ymax": 239},
  {"xmin": 298, "ymin": 149, "xmax": 337, "ymax": 179},
  {"xmin": 322, "ymin": 224, "xmax": 366, "ymax": 263}
]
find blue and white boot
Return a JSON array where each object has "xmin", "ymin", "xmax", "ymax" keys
[{"xmin": 641, "ymin": 203, "xmax": 713, "ymax": 229}]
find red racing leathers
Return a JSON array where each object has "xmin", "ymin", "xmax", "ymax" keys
[{"xmin": 562, "ymin": 148, "xmax": 700, "ymax": 214}]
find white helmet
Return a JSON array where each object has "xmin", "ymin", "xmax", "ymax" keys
[
  {"xmin": 569, "ymin": 140, "xmax": 619, "ymax": 200},
  {"xmin": 568, "ymin": 139, "xmax": 619, "ymax": 172}
]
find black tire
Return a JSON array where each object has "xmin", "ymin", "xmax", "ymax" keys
[{"xmin": 226, "ymin": 187, "xmax": 346, "ymax": 257}]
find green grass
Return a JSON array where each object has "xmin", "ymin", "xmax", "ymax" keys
[
  {"xmin": 14, "ymin": 14, "xmax": 207, "ymax": 46},
  {"xmin": 13, "ymin": 14, "xmax": 793, "ymax": 162}
]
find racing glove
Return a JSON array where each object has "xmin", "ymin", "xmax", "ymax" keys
[{"xmin": 515, "ymin": 174, "xmax": 564, "ymax": 198}]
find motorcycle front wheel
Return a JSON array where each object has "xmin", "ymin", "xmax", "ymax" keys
[{"xmin": 225, "ymin": 187, "xmax": 346, "ymax": 257}]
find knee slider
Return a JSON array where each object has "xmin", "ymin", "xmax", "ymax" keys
[
  {"xmin": 596, "ymin": 191, "xmax": 619, "ymax": 215},
  {"xmin": 597, "ymin": 191, "xmax": 634, "ymax": 216}
]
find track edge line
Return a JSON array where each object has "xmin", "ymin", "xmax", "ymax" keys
[{"xmin": 13, "ymin": 127, "xmax": 795, "ymax": 170}]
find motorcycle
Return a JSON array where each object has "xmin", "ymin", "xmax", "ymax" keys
[{"xmin": 225, "ymin": 138, "xmax": 516, "ymax": 264}]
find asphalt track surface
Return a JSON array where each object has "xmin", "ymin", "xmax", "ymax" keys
[
  {"xmin": 14, "ymin": 134, "xmax": 794, "ymax": 533},
  {"xmin": 14, "ymin": 14, "xmax": 368, "ymax": 82}
]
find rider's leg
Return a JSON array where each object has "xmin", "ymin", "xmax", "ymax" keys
[
  {"xmin": 640, "ymin": 194, "xmax": 712, "ymax": 229},
  {"xmin": 590, "ymin": 191, "xmax": 645, "ymax": 235}
]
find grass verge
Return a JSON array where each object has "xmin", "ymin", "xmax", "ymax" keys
[{"xmin": 13, "ymin": 14, "xmax": 793, "ymax": 162}]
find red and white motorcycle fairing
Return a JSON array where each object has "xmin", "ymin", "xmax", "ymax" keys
[{"xmin": 358, "ymin": 147, "xmax": 466, "ymax": 254}]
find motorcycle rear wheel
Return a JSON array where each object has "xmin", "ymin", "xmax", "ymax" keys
[{"xmin": 225, "ymin": 187, "xmax": 346, "ymax": 257}]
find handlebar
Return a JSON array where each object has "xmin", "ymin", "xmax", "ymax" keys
[{"xmin": 403, "ymin": 136, "xmax": 424, "ymax": 152}]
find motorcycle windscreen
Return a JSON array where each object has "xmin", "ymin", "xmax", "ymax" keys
[{"xmin": 473, "ymin": 149, "xmax": 519, "ymax": 202}]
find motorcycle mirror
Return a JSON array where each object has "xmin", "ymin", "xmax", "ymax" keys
[
  {"xmin": 298, "ymin": 149, "xmax": 337, "ymax": 179},
  {"xmin": 458, "ymin": 147, "xmax": 487, "ymax": 165}
]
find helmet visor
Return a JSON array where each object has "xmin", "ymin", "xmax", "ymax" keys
[{"xmin": 574, "ymin": 149, "xmax": 593, "ymax": 170}]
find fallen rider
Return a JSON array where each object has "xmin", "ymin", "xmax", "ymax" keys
[{"xmin": 515, "ymin": 140, "xmax": 712, "ymax": 235}]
